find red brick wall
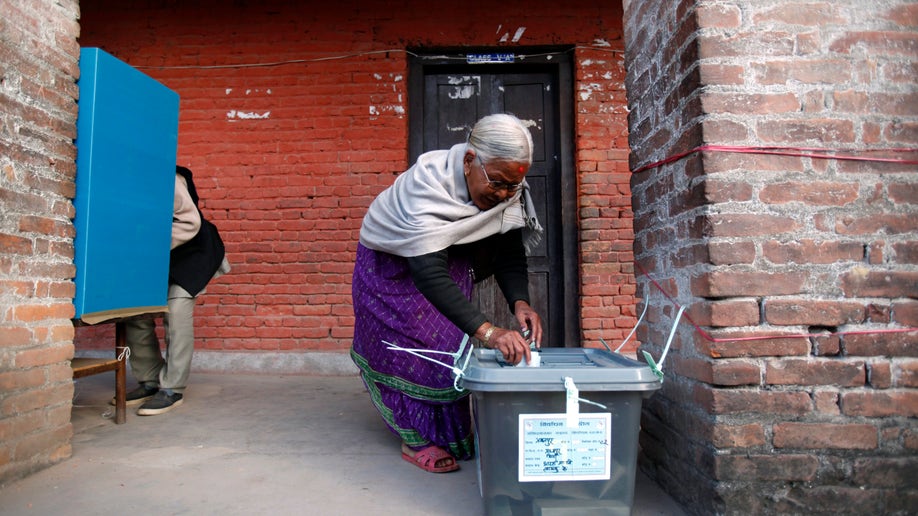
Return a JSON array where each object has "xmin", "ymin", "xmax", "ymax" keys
[
  {"xmin": 625, "ymin": 0, "xmax": 917, "ymax": 513},
  {"xmin": 576, "ymin": 46, "xmax": 638, "ymax": 346},
  {"xmin": 74, "ymin": 1, "xmax": 636, "ymax": 353},
  {"xmin": 0, "ymin": 0, "xmax": 80, "ymax": 486}
]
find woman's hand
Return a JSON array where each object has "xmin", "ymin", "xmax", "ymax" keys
[
  {"xmin": 476, "ymin": 324, "xmax": 532, "ymax": 366},
  {"xmin": 513, "ymin": 300, "xmax": 543, "ymax": 349}
]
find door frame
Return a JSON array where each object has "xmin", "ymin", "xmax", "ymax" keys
[{"xmin": 407, "ymin": 46, "xmax": 580, "ymax": 347}]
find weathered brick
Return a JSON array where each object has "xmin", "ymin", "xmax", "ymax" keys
[
  {"xmin": 889, "ymin": 182, "xmax": 918, "ymax": 205},
  {"xmin": 714, "ymin": 453, "xmax": 818, "ymax": 481},
  {"xmin": 12, "ymin": 424, "xmax": 72, "ymax": 462},
  {"xmin": 766, "ymin": 358, "xmax": 866, "ymax": 387},
  {"xmin": 712, "ymin": 360, "xmax": 762, "ymax": 386},
  {"xmin": 695, "ymin": 331, "xmax": 811, "ymax": 358},
  {"xmin": 0, "ymin": 406, "xmax": 43, "ymax": 442},
  {"xmin": 762, "ymin": 239, "xmax": 864, "ymax": 265},
  {"xmin": 813, "ymin": 390, "xmax": 841, "ymax": 414},
  {"xmin": 0, "ymin": 326, "xmax": 33, "ymax": 347},
  {"xmin": 886, "ymin": 489, "xmax": 918, "ymax": 514},
  {"xmin": 701, "ymin": 92, "xmax": 800, "ymax": 114},
  {"xmin": 892, "ymin": 241, "xmax": 918, "ymax": 264},
  {"xmin": 711, "ymin": 423, "xmax": 767, "ymax": 449},
  {"xmin": 0, "ymin": 232, "xmax": 34, "ymax": 255},
  {"xmin": 841, "ymin": 390, "xmax": 918, "ymax": 417},
  {"xmin": 842, "ymin": 268, "xmax": 918, "ymax": 298},
  {"xmin": 896, "ymin": 360, "xmax": 918, "ymax": 388},
  {"xmin": 891, "ymin": 300, "xmax": 918, "ymax": 326},
  {"xmin": 708, "ymin": 241, "xmax": 756, "ymax": 265},
  {"xmin": 867, "ymin": 240, "xmax": 886, "ymax": 265},
  {"xmin": 775, "ymin": 485, "xmax": 886, "ymax": 515},
  {"xmin": 836, "ymin": 213, "xmax": 917, "ymax": 236},
  {"xmin": 15, "ymin": 344, "xmax": 74, "ymax": 368},
  {"xmin": 790, "ymin": 60, "xmax": 864, "ymax": 86},
  {"xmin": 753, "ymin": 3, "xmax": 847, "ymax": 26},
  {"xmin": 696, "ymin": 3, "xmax": 742, "ymax": 29},
  {"xmin": 760, "ymin": 181, "xmax": 859, "ymax": 206},
  {"xmin": 905, "ymin": 427, "xmax": 918, "ymax": 450},
  {"xmin": 674, "ymin": 357, "xmax": 762, "ymax": 386},
  {"xmin": 812, "ymin": 333, "xmax": 841, "ymax": 356},
  {"xmin": 0, "ymin": 369, "xmax": 46, "ymax": 392},
  {"xmin": 703, "ymin": 117, "xmax": 749, "ymax": 144},
  {"xmin": 711, "ymin": 388, "xmax": 812, "ymax": 416},
  {"xmin": 701, "ymin": 179, "xmax": 755, "ymax": 204},
  {"xmin": 764, "ymin": 299, "xmax": 865, "ymax": 326},
  {"xmin": 693, "ymin": 271, "xmax": 808, "ymax": 297},
  {"xmin": 698, "ymin": 63, "xmax": 744, "ymax": 86},
  {"xmin": 697, "ymin": 30, "xmax": 797, "ymax": 60},
  {"xmin": 757, "ymin": 118, "xmax": 856, "ymax": 146},
  {"xmin": 17, "ymin": 215, "xmax": 74, "ymax": 239},
  {"xmin": 773, "ymin": 422, "xmax": 877, "ymax": 449},
  {"xmin": 853, "ymin": 457, "xmax": 918, "ymax": 489},
  {"xmin": 691, "ymin": 299, "xmax": 761, "ymax": 327},
  {"xmin": 844, "ymin": 330, "xmax": 917, "ymax": 357},
  {"xmin": 867, "ymin": 360, "xmax": 893, "ymax": 388},
  {"xmin": 1, "ymin": 382, "xmax": 72, "ymax": 418},
  {"xmin": 703, "ymin": 213, "xmax": 801, "ymax": 238},
  {"xmin": 865, "ymin": 303, "xmax": 891, "ymax": 324}
]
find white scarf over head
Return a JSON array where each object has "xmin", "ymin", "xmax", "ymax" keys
[{"xmin": 359, "ymin": 143, "xmax": 543, "ymax": 258}]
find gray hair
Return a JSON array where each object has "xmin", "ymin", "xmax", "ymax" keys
[{"xmin": 467, "ymin": 113, "xmax": 534, "ymax": 165}]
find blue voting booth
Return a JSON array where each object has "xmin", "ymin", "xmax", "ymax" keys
[{"xmin": 73, "ymin": 48, "xmax": 179, "ymax": 323}]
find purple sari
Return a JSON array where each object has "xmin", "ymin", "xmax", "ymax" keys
[{"xmin": 350, "ymin": 243, "xmax": 475, "ymax": 459}]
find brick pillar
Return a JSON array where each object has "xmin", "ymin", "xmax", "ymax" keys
[
  {"xmin": 0, "ymin": 0, "xmax": 81, "ymax": 484},
  {"xmin": 575, "ymin": 44, "xmax": 638, "ymax": 350},
  {"xmin": 624, "ymin": 0, "xmax": 918, "ymax": 514}
]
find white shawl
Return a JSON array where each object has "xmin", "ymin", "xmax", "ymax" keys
[{"xmin": 359, "ymin": 143, "xmax": 543, "ymax": 257}]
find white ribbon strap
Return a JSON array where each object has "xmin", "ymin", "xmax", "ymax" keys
[{"xmin": 384, "ymin": 334, "xmax": 474, "ymax": 392}]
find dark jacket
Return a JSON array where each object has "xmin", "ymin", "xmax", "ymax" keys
[{"xmin": 170, "ymin": 166, "xmax": 225, "ymax": 296}]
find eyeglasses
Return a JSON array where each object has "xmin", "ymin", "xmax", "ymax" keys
[{"xmin": 477, "ymin": 155, "xmax": 523, "ymax": 192}]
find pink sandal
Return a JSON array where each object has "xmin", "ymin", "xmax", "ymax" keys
[{"xmin": 401, "ymin": 445, "xmax": 460, "ymax": 473}]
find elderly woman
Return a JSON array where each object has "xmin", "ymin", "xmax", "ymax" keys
[{"xmin": 351, "ymin": 113, "xmax": 544, "ymax": 473}]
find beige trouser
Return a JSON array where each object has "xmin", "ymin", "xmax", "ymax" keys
[{"xmin": 125, "ymin": 287, "xmax": 196, "ymax": 394}]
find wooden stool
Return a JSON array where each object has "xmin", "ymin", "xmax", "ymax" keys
[{"xmin": 71, "ymin": 322, "xmax": 127, "ymax": 424}]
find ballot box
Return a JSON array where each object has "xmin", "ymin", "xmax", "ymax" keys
[{"xmin": 460, "ymin": 348, "xmax": 662, "ymax": 516}]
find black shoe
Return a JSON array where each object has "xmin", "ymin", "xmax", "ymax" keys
[
  {"xmin": 112, "ymin": 384, "xmax": 159, "ymax": 407},
  {"xmin": 137, "ymin": 391, "xmax": 184, "ymax": 416}
]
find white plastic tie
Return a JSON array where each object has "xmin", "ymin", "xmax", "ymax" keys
[
  {"xmin": 384, "ymin": 334, "xmax": 473, "ymax": 392},
  {"xmin": 563, "ymin": 376, "xmax": 580, "ymax": 428},
  {"xmin": 599, "ymin": 300, "xmax": 649, "ymax": 355},
  {"xmin": 615, "ymin": 301, "xmax": 648, "ymax": 353},
  {"xmin": 561, "ymin": 376, "xmax": 609, "ymax": 429},
  {"xmin": 641, "ymin": 304, "xmax": 684, "ymax": 382}
]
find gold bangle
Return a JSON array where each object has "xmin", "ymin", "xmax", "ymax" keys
[{"xmin": 482, "ymin": 326, "xmax": 495, "ymax": 347}]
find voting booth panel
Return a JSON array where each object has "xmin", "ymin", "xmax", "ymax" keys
[{"xmin": 73, "ymin": 47, "xmax": 179, "ymax": 323}]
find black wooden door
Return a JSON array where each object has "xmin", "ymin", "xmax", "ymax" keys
[{"xmin": 409, "ymin": 54, "xmax": 578, "ymax": 347}]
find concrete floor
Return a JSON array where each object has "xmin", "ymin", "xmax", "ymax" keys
[{"xmin": 0, "ymin": 372, "xmax": 686, "ymax": 515}]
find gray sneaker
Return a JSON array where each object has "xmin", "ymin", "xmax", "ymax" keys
[
  {"xmin": 111, "ymin": 384, "xmax": 159, "ymax": 407},
  {"xmin": 137, "ymin": 391, "xmax": 183, "ymax": 416}
]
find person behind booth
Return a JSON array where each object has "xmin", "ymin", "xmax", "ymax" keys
[
  {"xmin": 119, "ymin": 165, "xmax": 230, "ymax": 416},
  {"xmin": 351, "ymin": 113, "xmax": 544, "ymax": 473}
]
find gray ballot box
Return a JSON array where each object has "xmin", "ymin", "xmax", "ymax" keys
[{"xmin": 460, "ymin": 347, "xmax": 661, "ymax": 516}]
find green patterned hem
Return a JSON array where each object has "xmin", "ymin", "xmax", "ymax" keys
[
  {"xmin": 351, "ymin": 349, "xmax": 475, "ymax": 457},
  {"xmin": 350, "ymin": 349, "xmax": 467, "ymax": 403}
]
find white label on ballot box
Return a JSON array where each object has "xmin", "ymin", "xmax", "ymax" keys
[{"xmin": 518, "ymin": 413, "xmax": 612, "ymax": 482}]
